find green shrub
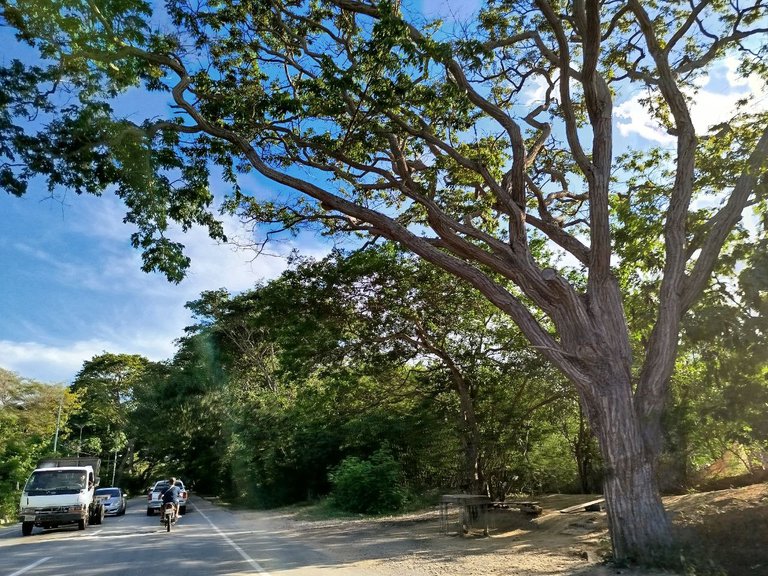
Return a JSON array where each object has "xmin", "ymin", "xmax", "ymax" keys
[{"xmin": 329, "ymin": 448, "xmax": 406, "ymax": 514}]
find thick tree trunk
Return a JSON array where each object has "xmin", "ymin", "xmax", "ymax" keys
[
  {"xmin": 584, "ymin": 372, "xmax": 673, "ymax": 565},
  {"xmin": 460, "ymin": 431, "xmax": 483, "ymax": 494},
  {"xmin": 444, "ymin": 366, "xmax": 484, "ymax": 494},
  {"xmin": 456, "ymin": 386, "xmax": 483, "ymax": 494}
]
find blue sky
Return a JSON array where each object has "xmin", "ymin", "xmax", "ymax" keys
[
  {"xmin": 0, "ymin": 188, "xmax": 330, "ymax": 383},
  {"xmin": 0, "ymin": 4, "xmax": 764, "ymax": 385}
]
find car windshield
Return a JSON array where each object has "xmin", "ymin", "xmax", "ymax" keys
[
  {"xmin": 25, "ymin": 470, "xmax": 87, "ymax": 495},
  {"xmin": 95, "ymin": 488, "xmax": 120, "ymax": 496}
]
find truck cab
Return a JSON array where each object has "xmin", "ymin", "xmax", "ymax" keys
[{"xmin": 19, "ymin": 458, "xmax": 104, "ymax": 536}]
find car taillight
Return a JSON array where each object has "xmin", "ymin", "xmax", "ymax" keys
[
  {"xmin": 147, "ymin": 493, "xmax": 151, "ymax": 501},
  {"xmin": 181, "ymin": 491, "xmax": 187, "ymax": 499}
]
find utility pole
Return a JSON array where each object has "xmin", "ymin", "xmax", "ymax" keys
[
  {"xmin": 76, "ymin": 423, "xmax": 86, "ymax": 457},
  {"xmin": 53, "ymin": 393, "xmax": 63, "ymax": 454}
]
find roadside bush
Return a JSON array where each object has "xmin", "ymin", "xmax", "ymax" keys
[{"xmin": 329, "ymin": 448, "xmax": 406, "ymax": 514}]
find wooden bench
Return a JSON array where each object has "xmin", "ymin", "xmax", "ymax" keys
[{"xmin": 558, "ymin": 498, "xmax": 605, "ymax": 514}]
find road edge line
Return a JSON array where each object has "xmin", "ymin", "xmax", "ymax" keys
[{"xmin": 191, "ymin": 502, "xmax": 271, "ymax": 575}]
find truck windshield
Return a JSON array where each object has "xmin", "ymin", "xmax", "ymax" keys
[{"xmin": 25, "ymin": 470, "xmax": 87, "ymax": 495}]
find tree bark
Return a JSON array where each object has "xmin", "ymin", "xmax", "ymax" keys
[
  {"xmin": 582, "ymin": 365, "xmax": 673, "ymax": 565},
  {"xmin": 450, "ymin": 371, "xmax": 483, "ymax": 494},
  {"xmin": 460, "ymin": 424, "xmax": 483, "ymax": 494}
]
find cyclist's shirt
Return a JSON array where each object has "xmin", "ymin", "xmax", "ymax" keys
[{"xmin": 162, "ymin": 484, "xmax": 180, "ymax": 504}]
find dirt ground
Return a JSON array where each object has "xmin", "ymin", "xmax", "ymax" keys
[{"xmin": 235, "ymin": 482, "xmax": 768, "ymax": 576}]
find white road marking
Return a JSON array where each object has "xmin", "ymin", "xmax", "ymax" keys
[
  {"xmin": 191, "ymin": 502, "xmax": 271, "ymax": 575},
  {"xmin": 8, "ymin": 556, "xmax": 51, "ymax": 576}
]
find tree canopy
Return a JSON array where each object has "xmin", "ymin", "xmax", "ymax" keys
[{"xmin": 2, "ymin": 0, "xmax": 767, "ymax": 564}]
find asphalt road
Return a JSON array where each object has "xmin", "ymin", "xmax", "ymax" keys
[{"xmin": 0, "ymin": 496, "xmax": 342, "ymax": 576}]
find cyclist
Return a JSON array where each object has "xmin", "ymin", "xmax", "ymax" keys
[{"xmin": 161, "ymin": 477, "xmax": 181, "ymax": 522}]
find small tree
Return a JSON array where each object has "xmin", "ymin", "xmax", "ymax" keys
[
  {"xmin": 330, "ymin": 448, "xmax": 406, "ymax": 514},
  {"xmin": 0, "ymin": 369, "xmax": 77, "ymax": 521}
]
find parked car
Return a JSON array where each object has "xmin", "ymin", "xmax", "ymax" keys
[
  {"xmin": 146, "ymin": 479, "xmax": 188, "ymax": 516},
  {"xmin": 94, "ymin": 487, "xmax": 127, "ymax": 516}
]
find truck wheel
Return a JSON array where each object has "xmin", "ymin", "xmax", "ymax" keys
[
  {"xmin": 21, "ymin": 522, "xmax": 33, "ymax": 536},
  {"xmin": 93, "ymin": 505, "xmax": 104, "ymax": 525},
  {"xmin": 146, "ymin": 507, "xmax": 153, "ymax": 516},
  {"xmin": 77, "ymin": 518, "xmax": 86, "ymax": 530},
  {"xmin": 179, "ymin": 505, "xmax": 186, "ymax": 515}
]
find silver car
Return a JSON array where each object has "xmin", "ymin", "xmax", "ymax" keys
[{"xmin": 94, "ymin": 487, "xmax": 127, "ymax": 516}]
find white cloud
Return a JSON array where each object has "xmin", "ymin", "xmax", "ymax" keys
[
  {"xmin": 69, "ymin": 193, "xmax": 328, "ymax": 296},
  {"xmin": 615, "ymin": 56, "xmax": 768, "ymax": 145},
  {"xmin": 615, "ymin": 96, "xmax": 677, "ymax": 145},
  {"xmin": 724, "ymin": 55, "xmax": 767, "ymax": 97},
  {"xmin": 688, "ymin": 59, "xmax": 766, "ymax": 132},
  {"xmin": 0, "ymin": 329, "xmax": 193, "ymax": 384},
  {"xmin": 0, "ymin": 339, "xmax": 113, "ymax": 384},
  {"xmin": 16, "ymin": 193, "xmax": 317, "ymax": 304}
]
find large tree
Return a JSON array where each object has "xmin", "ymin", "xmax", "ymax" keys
[
  {"xmin": 2, "ymin": 0, "xmax": 767, "ymax": 564},
  {"xmin": 70, "ymin": 354, "xmax": 149, "ymax": 452}
]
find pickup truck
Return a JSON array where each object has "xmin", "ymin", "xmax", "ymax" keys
[
  {"xmin": 146, "ymin": 479, "xmax": 189, "ymax": 515},
  {"xmin": 18, "ymin": 457, "xmax": 105, "ymax": 536}
]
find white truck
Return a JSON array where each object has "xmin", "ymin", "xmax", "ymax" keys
[{"xmin": 18, "ymin": 457, "xmax": 105, "ymax": 536}]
